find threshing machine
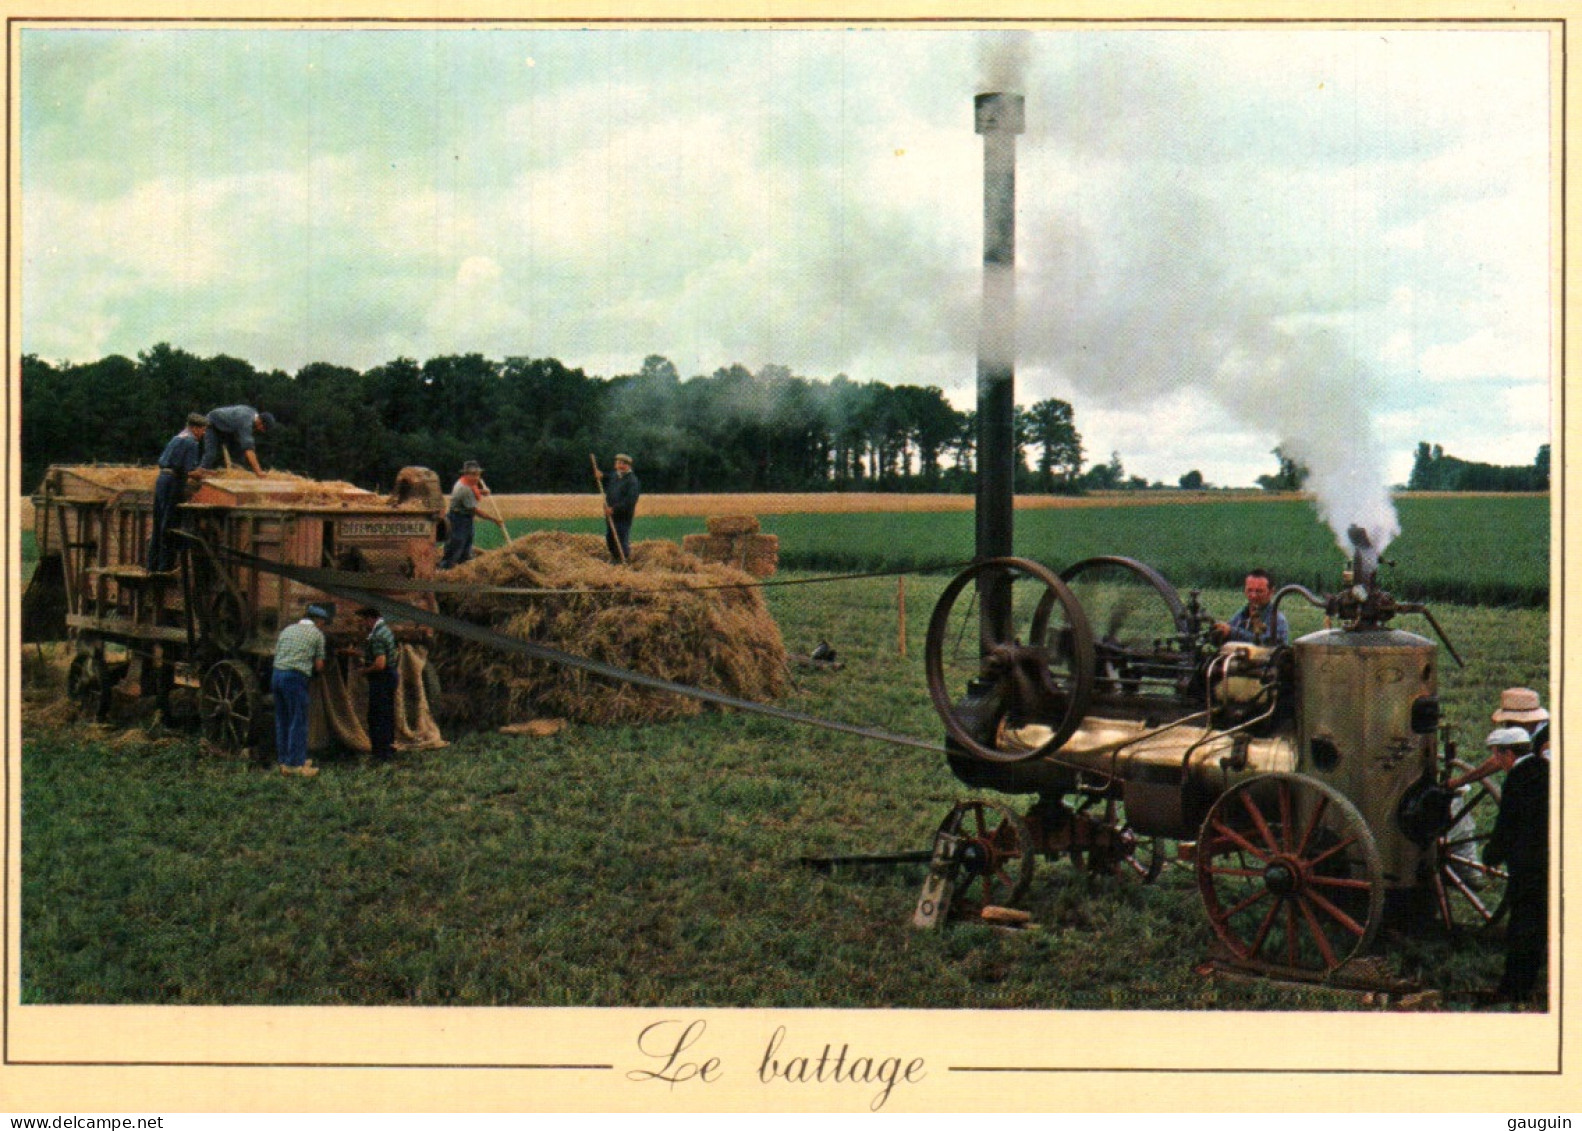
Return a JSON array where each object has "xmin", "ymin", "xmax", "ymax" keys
[{"xmin": 24, "ymin": 464, "xmax": 449, "ymax": 755}]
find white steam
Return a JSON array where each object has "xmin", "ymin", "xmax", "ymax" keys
[
  {"xmin": 1005, "ymin": 41, "xmax": 1401, "ymax": 560},
  {"xmin": 979, "ymin": 31, "xmax": 1032, "ymax": 92}
]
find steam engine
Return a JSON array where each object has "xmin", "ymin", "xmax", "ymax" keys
[{"xmin": 922, "ymin": 532, "xmax": 1486, "ymax": 976}]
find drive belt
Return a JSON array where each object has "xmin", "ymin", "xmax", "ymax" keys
[{"xmin": 203, "ymin": 543, "xmax": 946, "ymax": 753}]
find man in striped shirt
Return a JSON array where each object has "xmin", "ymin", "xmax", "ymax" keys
[
  {"xmin": 353, "ymin": 605, "xmax": 400, "ymax": 762},
  {"xmin": 272, "ymin": 604, "xmax": 329, "ymax": 777}
]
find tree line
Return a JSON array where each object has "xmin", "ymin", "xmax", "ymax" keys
[
  {"xmin": 1407, "ymin": 442, "xmax": 1549, "ymax": 493},
  {"xmin": 21, "ymin": 346, "xmax": 1095, "ymax": 495},
  {"xmin": 23, "ymin": 345, "xmax": 1546, "ymax": 497}
]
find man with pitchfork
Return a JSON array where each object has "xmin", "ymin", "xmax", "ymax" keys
[
  {"xmin": 438, "ymin": 459, "xmax": 507, "ymax": 570},
  {"xmin": 596, "ymin": 452, "xmax": 641, "ymax": 565}
]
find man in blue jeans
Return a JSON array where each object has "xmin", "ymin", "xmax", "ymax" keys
[{"xmin": 272, "ymin": 604, "xmax": 329, "ymax": 778}]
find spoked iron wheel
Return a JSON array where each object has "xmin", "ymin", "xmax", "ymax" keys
[
  {"xmin": 1431, "ymin": 757, "xmax": 1508, "ymax": 930},
  {"xmin": 940, "ymin": 800, "xmax": 1035, "ymax": 917},
  {"xmin": 67, "ymin": 649, "xmax": 111, "ymax": 722},
  {"xmin": 925, "ymin": 557, "xmax": 1094, "ymax": 763},
  {"xmin": 1196, "ymin": 773, "xmax": 1384, "ymax": 975},
  {"xmin": 200, "ymin": 658, "xmax": 263, "ymax": 753}
]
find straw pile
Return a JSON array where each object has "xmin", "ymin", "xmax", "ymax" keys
[
  {"xmin": 680, "ymin": 514, "xmax": 780, "ymax": 578},
  {"xmin": 430, "ymin": 530, "xmax": 787, "ymax": 728}
]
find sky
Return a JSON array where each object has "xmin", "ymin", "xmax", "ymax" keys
[{"xmin": 20, "ymin": 23, "xmax": 1554, "ymax": 503}]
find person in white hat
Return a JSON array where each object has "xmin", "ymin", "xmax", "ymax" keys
[{"xmin": 1483, "ymin": 724, "xmax": 1548, "ymax": 1003}]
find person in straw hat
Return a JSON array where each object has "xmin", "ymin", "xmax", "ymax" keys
[
  {"xmin": 439, "ymin": 459, "xmax": 506, "ymax": 570},
  {"xmin": 1482, "ymin": 723, "xmax": 1549, "ymax": 1003},
  {"xmin": 1492, "ymin": 686, "xmax": 1550, "ymax": 757}
]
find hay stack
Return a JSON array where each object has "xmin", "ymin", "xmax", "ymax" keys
[
  {"xmin": 681, "ymin": 515, "xmax": 780, "ymax": 578},
  {"xmin": 431, "ymin": 530, "xmax": 787, "ymax": 728}
]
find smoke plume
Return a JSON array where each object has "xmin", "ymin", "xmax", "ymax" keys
[{"xmin": 1009, "ymin": 45, "xmax": 1401, "ymax": 560}]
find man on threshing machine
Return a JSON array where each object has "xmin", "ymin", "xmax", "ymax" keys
[
  {"xmin": 200, "ymin": 404, "xmax": 276, "ymax": 477},
  {"xmin": 439, "ymin": 459, "xmax": 507, "ymax": 570},
  {"xmin": 146, "ymin": 411, "xmax": 211, "ymax": 573}
]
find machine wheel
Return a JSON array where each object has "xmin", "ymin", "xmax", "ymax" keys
[
  {"xmin": 1431, "ymin": 757, "xmax": 1508, "ymax": 930},
  {"xmin": 1117, "ymin": 826, "xmax": 1166, "ymax": 883},
  {"xmin": 67, "ymin": 649, "xmax": 111, "ymax": 722},
  {"xmin": 1196, "ymin": 773, "xmax": 1384, "ymax": 975},
  {"xmin": 202, "ymin": 589, "xmax": 250, "ymax": 654},
  {"xmin": 925, "ymin": 557, "xmax": 1094, "ymax": 763},
  {"xmin": 940, "ymin": 800, "xmax": 1035, "ymax": 916},
  {"xmin": 200, "ymin": 659, "xmax": 264, "ymax": 753}
]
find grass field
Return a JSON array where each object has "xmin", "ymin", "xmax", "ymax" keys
[
  {"xmin": 19, "ymin": 559, "xmax": 1547, "ymax": 1009},
  {"xmin": 491, "ymin": 493, "xmax": 1551, "ymax": 607}
]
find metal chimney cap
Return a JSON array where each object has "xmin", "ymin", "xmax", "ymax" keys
[{"xmin": 975, "ymin": 92, "xmax": 1026, "ymax": 135}]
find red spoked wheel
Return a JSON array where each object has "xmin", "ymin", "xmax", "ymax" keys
[
  {"xmin": 1431, "ymin": 757, "xmax": 1508, "ymax": 930},
  {"xmin": 940, "ymin": 800, "xmax": 1035, "ymax": 917},
  {"xmin": 1196, "ymin": 773, "xmax": 1383, "ymax": 975}
]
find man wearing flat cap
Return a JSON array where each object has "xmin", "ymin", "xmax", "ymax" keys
[
  {"xmin": 601, "ymin": 452, "xmax": 641, "ymax": 564},
  {"xmin": 439, "ymin": 459, "xmax": 506, "ymax": 570},
  {"xmin": 200, "ymin": 404, "xmax": 275, "ymax": 477},
  {"xmin": 271, "ymin": 604, "xmax": 330, "ymax": 778},
  {"xmin": 1483, "ymin": 724, "xmax": 1549, "ymax": 1003},
  {"xmin": 146, "ymin": 411, "xmax": 211, "ymax": 572}
]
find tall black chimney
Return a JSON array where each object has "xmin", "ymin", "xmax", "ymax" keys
[{"xmin": 974, "ymin": 92, "xmax": 1025, "ymax": 638}]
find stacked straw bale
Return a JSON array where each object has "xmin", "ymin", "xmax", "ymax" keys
[
  {"xmin": 431, "ymin": 530, "xmax": 786, "ymax": 728},
  {"xmin": 680, "ymin": 514, "xmax": 780, "ymax": 578}
]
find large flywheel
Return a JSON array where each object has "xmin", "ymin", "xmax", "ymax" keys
[{"xmin": 925, "ymin": 557, "xmax": 1094, "ymax": 763}]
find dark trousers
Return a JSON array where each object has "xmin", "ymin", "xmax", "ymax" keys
[
  {"xmin": 145, "ymin": 471, "xmax": 184, "ymax": 571},
  {"xmin": 200, "ymin": 428, "xmax": 247, "ymax": 470},
  {"xmin": 606, "ymin": 518, "xmax": 632, "ymax": 562},
  {"xmin": 1501, "ymin": 874, "xmax": 1548, "ymax": 1000},
  {"xmin": 271, "ymin": 668, "xmax": 311, "ymax": 767},
  {"xmin": 440, "ymin": 511, "xmax": 475, "ymax": 569},
  {"xmin": 366, "ymin": 670, "xmax": 398, "ymax": 760}
]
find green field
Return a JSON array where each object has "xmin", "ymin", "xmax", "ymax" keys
[
  {"xmin": 20, "ymin": 558, "xmax": 1548, "ymax": 1009},
  {"xmin": 509, "ymin": 494, "xmax": 1551, "ymax": 607}
]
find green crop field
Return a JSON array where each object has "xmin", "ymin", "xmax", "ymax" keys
[
  {"xmin": 507, "ymin": 494, "xmax": 1551, "ymax": 607},
  {"xmin": 20, "ymin": 557, "xmax": 1548, "ymax": 1010}
]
